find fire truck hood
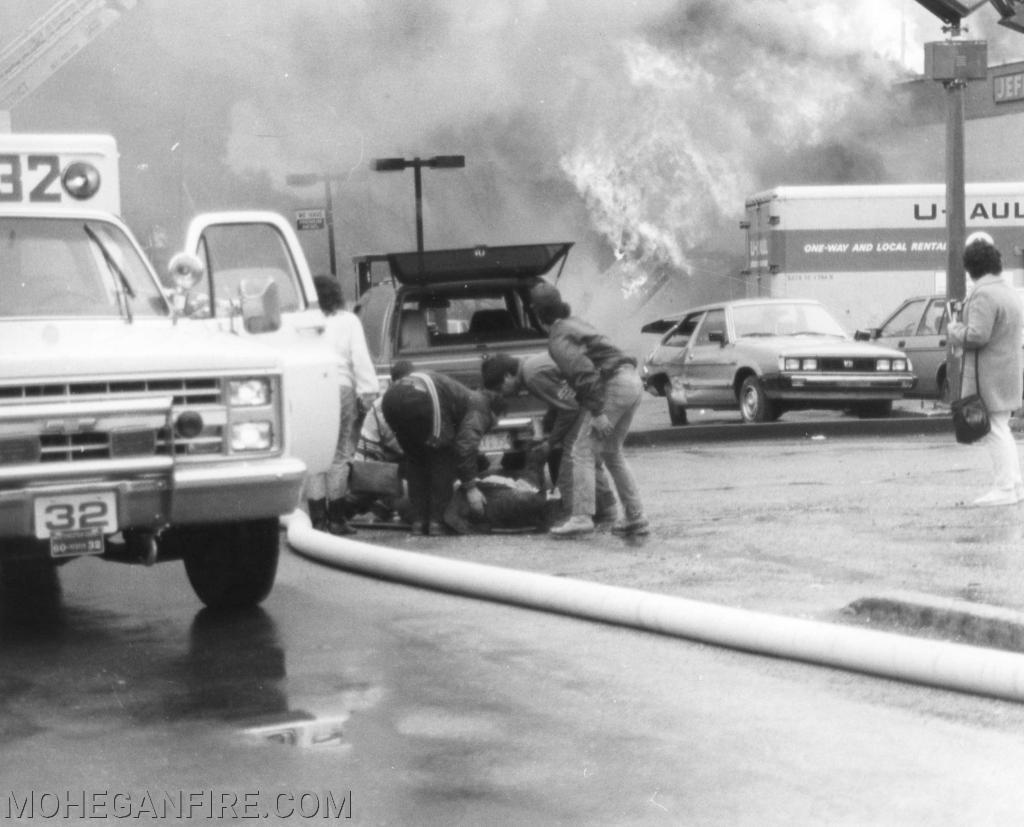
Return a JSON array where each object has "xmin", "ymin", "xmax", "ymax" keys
[{"xmin": 0, "ymin": 319, "xmax": 282, "ymax": 380}]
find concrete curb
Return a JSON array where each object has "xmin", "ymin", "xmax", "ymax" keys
[
  {"xmin": 626, "ymin": 414, "xmax": 953, "ymax": 446},
  {"xmin": 843, "ymin": 591, "xmax": 1024, "ymax": 654}
]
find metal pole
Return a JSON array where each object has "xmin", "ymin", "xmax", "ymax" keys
[
  {"xmin": 945, "ymin": 78, "xmax": 967, "ymax": 301},
  {"xmin": 413, "ymin": 161, "xmax": 424, "ymax": 255},
  {"xmin": 324, "ymin": 176, "xmax": 337, "ymax": 278}
]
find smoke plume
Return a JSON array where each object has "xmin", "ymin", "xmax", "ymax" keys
[{"xmin": 2, "ymin": 0, "xmax": 1009, "ymax": 345}]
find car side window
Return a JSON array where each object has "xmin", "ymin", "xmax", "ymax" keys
[
  {"xmin": 663, "ymin": 312, "xmax": 702, "ymax": 347},
  {"xmin": 920, "ymin": 299, "xmax": 947, "ymax": 336},
  {"xmin": 879, "ymin": 298, "xmax": 926, "ymax": 338},
  {"xmin": 694, "ymin": 309, "xmax": 726, "ymax": 346}
]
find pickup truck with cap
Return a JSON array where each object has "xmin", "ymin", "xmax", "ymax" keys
[{"xmin": 0, "ymin": 133, "xmax": 337, "ymax": 610}]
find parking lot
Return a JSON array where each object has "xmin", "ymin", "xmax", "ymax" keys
[{"xmin": 353, "ymin": 393, "xmax": 1024, "ymax": 652}]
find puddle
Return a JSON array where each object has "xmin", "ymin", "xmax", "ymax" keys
[{"xmin": 242, "ymin": 713, "xmax": 349, "ymax": 749}]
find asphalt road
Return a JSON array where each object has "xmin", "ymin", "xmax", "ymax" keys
[{"xmin": 5, "ymin": 545, "xmax": 1024, "ymax": 826}]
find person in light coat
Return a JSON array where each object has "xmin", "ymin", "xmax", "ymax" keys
[
  {"xmin": 308, "ymin": 275, "xmax": 379, "ymax": 534},
  {"xmin": 948, "ymin": 234, "xmax": 1024, "ymax": 507}
]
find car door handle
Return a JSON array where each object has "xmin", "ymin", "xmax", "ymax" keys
[
  {"xmin": 938, "ymin": 339, "xmax": 946, "ymax": 347},
  {"xmin": 897, "ymin": 340, "xmax": 906, "ymax": 348}
]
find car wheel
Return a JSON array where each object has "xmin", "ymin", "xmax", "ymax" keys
[
  {"xmin": 739, "ymin": 376, "xmax": 777, "ymax": 423},
  {"xmin": 182, "ymin": 519, "xmax": 280, "ymax": 609},
  {"xmin": 854, "ymin": 400, "xmax": 893, "ymax": 419},
  {"xmin": 666, "ymin": 395, "xmax": 688, "ymax": 426}
]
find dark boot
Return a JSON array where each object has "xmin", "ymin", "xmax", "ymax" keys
[
  {"xmin": 308, "ymin": 498, "xmax": 329, "ymax": 531},
  {"xmin": 327, "ymin": 499, "xmax": 356, "ymax": 536}
]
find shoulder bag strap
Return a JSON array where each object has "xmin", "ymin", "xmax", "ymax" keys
[{"xmin": 956, "ymin": 303, "xmax": 981, "ymax": 398}]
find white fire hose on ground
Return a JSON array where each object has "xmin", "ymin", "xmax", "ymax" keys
[{"xmin": 284, "ymin": 510, "xmax": 1024, "ymax": 703}]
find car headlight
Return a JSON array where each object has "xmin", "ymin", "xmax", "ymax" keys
[
  {"xmin": 782, "ymin": 357, "xmax": 817, "ymax": 371},
  {"xmin": 892, "ymin": 358, "xmax": 908, "ymax": 371},
  {"xmin": 228, "ymin": 378, "xmax": 272, "ymax": 406},
  {"xmin": 230, "ymin": 421, "xmax": 273, "ymax": 452}
]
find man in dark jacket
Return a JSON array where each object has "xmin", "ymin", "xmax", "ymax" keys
[
  {"xmin": 381, "ymin": 370, "xmax": 501, "ymax": 534},
  {"xmin": 482, "ymin": 352, "xmax": 618, "ymax": 526},
  {"xmin": 529, "ymin": 282, "xmax": 649, "ymax": 537}
]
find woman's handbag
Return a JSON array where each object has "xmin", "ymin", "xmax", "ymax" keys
[{"xmin": 951, "ymin": 349, "xmax": 990, "ymax": 444}]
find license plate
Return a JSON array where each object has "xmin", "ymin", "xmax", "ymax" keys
[
  {"xmin": 479, "ymin": 432, "xmax": 513, "ymax": 453},
  {"xmin": 34, "ymin": 491, "xmax": 118, "ymax": 540},
  {"xmin": 49, "ymin": 529, "xmax": 105, "ymax": 559}
]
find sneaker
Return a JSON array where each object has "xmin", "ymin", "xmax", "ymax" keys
[
  {"xmin": 593, "ymin": 512, "xmax": 618, "ymax": 532},
  {"xmin": 549, "ymin": 515, "xmax": 595, "ymax": 537},
  {"xmin": 611, "ymin": 516, "xmax": 650, "ymax": 536},
  {"xmin": 971, "ymin": 488, "xmax": 1019, "ymax": 507}
]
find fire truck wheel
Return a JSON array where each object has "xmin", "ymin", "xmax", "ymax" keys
[{"xmin": 182, "ymin": 519, "xmax": 280, "ymax": 609}]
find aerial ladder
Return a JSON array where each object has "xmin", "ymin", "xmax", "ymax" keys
[{"xmin": 0, "ymin": 0, "xmax": 136, "ymax": 132}]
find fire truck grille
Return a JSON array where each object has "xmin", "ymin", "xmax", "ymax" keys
[
  {"xmin": 3, "ymin": 377, "xmax": 228, "ymax": 463},
  {"xmin": 0, "ymin": 378, "xmax": 222, "ymax": 406}
]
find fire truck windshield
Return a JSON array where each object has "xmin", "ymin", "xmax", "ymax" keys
[{"xmin": 0, "ymin": 217, "xmax": 168, "ymax": 319}]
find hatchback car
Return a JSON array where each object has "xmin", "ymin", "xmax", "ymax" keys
[
  {"xmin": 352, "ymin": 242, "xmax": 573, "ymax": 458},
  {"xmin": 640, "ymin": 298, "xmax": 916, "ymax": 425},
  {"xmin": 856, "ymin": 289, "xmax": 1024, "ymax": 400}
]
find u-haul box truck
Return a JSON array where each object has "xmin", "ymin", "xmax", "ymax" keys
[
  {"xmin": 0, "ymin": 133, "xmax": 337, "ymax": 610},
  {"xmin": 742, "ymin": 184, "xmax": 1024, "ymax": 331}
]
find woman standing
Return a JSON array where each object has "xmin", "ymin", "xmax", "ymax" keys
[
  {"xmin": 309, "ymin": 276, "xmax": 379, "ymax": 534},
  {"xmin": 529, "ymin": 282, "xmax": 649, "ymax": 536},
  {"xmin": 948, "ymin": 233, "xmax": 1024, "ymax": 506}
]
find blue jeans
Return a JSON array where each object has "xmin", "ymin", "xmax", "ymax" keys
[
  {"xmin": 557, "ymin": 409, "xmax": 618, "ymax": 520},
  {"xmin": 569, "ymin": 367, "xmax": 644, "ymax": 520}
]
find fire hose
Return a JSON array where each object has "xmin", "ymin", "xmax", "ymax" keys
[{"xmin": 284, "ymin": 510, "xmax": 1024, "ymax": 703}]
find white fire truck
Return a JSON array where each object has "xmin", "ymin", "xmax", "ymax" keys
[{"xmin": 0, "ymin": 133, "xmax": 338, "ymax": 609}]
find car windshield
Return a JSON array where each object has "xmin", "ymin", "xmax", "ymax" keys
[
  {"xmin": 732, "ymin": 303, "xmax": 847, "ymax": 339},
  {"xmin": 0, "ymin": 217, "xmax": 168, "ymax": 319}
]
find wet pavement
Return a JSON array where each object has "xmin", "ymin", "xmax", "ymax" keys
[
  {"xmin": 5, "ymin": 397, "xmax": 1024, "ymax": 823},
  {"xmin": 5, "ymin": 548, "xmax": 1024, "ymax": 825}
]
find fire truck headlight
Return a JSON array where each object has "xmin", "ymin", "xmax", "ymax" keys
[
  {"xmin": 230, "ymin": 421, "xmax": 273, "ymax": 452},
  {"xmin": 228, "ymin": 378, "xmax": 271, "ymax": 407}
]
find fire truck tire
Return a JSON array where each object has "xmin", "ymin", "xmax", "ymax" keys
[
  {"xmin": 0, "ymin": 557, "xmax": 61, "ymax": 622},
  {"xmin": 182, "ymin": 519, "xmax": 280, "ymax": 609}
]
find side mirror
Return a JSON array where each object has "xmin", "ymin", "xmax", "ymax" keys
[
  {"xmin": 708, "ymin": 330, "xmax": 726, "ymax": 346},
  {"xmin": 166, "ymin": 252, "xmax": 206, "ymax": 320},
  {"xmin": 854, "ymin": 328, "xmax": 878, "ymax": 341},
  {"xmin": 240, "ymin": 278, "xmax": 282, "ymax": 334}
]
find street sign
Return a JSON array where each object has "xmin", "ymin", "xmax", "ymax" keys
[{"xmin": 295, "ymin": 208, "xmax": 325, "ymax": 231}]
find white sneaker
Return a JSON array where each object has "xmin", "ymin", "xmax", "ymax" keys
[
  {"xmin": 972, "ymin": 488, "xmax": 1019, "ymax": 507},
  {"xmin": 549, "ymin": 515, "xmax": 595, "ymax": 537}
]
